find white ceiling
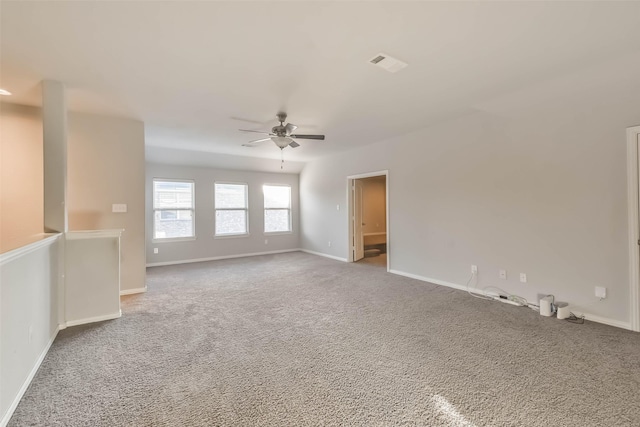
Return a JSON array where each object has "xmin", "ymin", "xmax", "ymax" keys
[{"xmin": 2, "ymin": 1, "xmax": 640, "ymax": 169}]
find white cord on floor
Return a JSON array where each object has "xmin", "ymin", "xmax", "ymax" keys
[
  {"xmin": 465, "ymin": 273, "xmax": 493, "ymax": 300},
  {"xmin": 466, "ymin": 276, "xmax": 537, "ymax": 310}
]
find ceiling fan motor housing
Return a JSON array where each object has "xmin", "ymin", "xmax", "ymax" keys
[{"xmin": 272, "ymin": 125, "xmax": 287, "ymax": 136}]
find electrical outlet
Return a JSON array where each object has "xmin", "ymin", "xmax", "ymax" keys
[
  {"xmin": 336, "ymin": 204, "xmax": 340, "ymax": 211},
  {"xmin": 153, "ymin": 248, "xmax": 158, "ymax": 254},
  {"xmin": 595, "ymin": 286, "xmax": 607, "ymax": 299},
  {"xmin": 520, "ymin": 273, "xmax": 527, "ymax": 283},
  {"xmin": 264, "ymin": 239, "xmax": 268, "ymax": 245},
  {"xmin": 471, "ymin": 265, "xmax": 478, "ymax": 274},
  {"xmin": 499, "ymin": 269, "xmax": 507, "ymax": 280},
  {"xmin": 328, "ymin": 241, "xmax": 332, "ymax": 247}
]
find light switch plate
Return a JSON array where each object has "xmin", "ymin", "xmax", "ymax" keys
[{"xmin": 112, "ymin": 204, "xmax": 127, "ymax": 213}]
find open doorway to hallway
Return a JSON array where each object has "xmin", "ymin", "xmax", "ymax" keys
[{"xmin": 347, "ymin": 171, "xmax": 388, "ymax": 271}]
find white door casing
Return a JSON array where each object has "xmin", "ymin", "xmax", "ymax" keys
[
  {"xmin": 354, "ymin": 180, "xmax": 364, "ymax": 261},
  {"xmin": 626, "ymin": 125, "xmax": 640, "ymax": 332}
]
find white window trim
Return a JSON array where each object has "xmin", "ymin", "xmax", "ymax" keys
[
  {"xmin": 263, "ymin": 183, "xmax": 292, "ymax": 234},
  {"xmin": 213, "ymin": 233, "xmax": 250, "ymax": 240},
  {"xmin": 214, "ymin": 181, "xmax": 249, "ymax": 237},
  {"xmin": 264, "ymin": 230, "xmax": 293, "ymax": 236},
  {"xmin": 152, "ymin": 236, "xmax": 197, "ymax": 244},
  {"xmin": 152, "ymin": 178, "xmax": 196, "ymax": 242}
]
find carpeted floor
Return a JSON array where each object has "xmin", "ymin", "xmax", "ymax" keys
[
  {"xmin": 357, "ymin": 253, "xmax": 387, "ymax": 268},
  {"xmin": 9, "ymin": 252, "xmax": 640, "ymax": 426}
]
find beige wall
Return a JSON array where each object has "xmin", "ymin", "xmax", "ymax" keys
[
  {"xmin": 67, "ymin": 112, "xmax": 146, "ymax": 292},
  {"xmin": 360, "ymin": 176, "xmax": 386, "ymax": 235},
  {"xmin": 0, "ymin": 103, "xmax": 44, "ymax": 252}
]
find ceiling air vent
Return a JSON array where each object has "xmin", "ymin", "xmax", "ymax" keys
[{"xmin": 368, "ymin": 53, "xmax": 408, "ymax": 73}]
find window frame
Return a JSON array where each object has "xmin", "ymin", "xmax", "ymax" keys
[
  {"xmin": 152, "ymin": 178, "xmax": 196, "ymax": 243},
  {"xmin": 214, "ymin": 181, "xmax": 250, "ymax": 238},
  {"xmin": 263, "ymin": 184, "xmax": 292, "ymax": 235}
]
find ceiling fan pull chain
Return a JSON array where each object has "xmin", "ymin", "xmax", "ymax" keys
[{"xmin": 281, "ymin": 148, "xmax": 284, "ymax": 169}]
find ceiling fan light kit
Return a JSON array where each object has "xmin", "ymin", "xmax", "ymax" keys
[{"xmin": 271, "ymin": 136, "xmax": 291, "ymax": 149}]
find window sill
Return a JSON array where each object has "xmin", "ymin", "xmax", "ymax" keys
[
  {"xmin": 264, "ymin": 231, "xmax": 293, "ymax": 236},
  {"xmin": 214, "ymin": 233, "xmax": 250, "ymax": 239},
  {"xmin": 152, "ymin": 236, "xmax": 196, "ymax": 243}
]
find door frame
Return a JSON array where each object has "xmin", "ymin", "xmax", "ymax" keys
[
  {"xmin": 626, "ymin": 125, "xmax": 640, "ymax": 332},
  {"xmin": 353, "ymin": 179, "xmax": 365, "ymax": 262},
  {"xmin": 347, "ymin": 170, "xmax": 389, "ymax": 271}
]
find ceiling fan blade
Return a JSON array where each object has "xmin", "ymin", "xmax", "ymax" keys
[
  {"xmin": 289, "ymin": 141, "xmax": 300, "ymax": 148},
  {"xmin": 289, "ymin": 134, "xmax": 325, "ymax": 140},
  {"xmin": 242, "ymin": 138, "xmax": 272, "ymax": 146},
  {"xmin": 285, "ymin": 123, "xmax": 298, "ymax": 135},
  {"xmin": 239, "ymin": 129, "xmax": 272, "ymax": 135},
  {"xmin": 230, "ymin": 116, "xmax": 270, "ymax": 125}
]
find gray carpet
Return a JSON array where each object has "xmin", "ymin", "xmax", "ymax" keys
[
  {"xmin": 357, "ymin": 253, "xmax": 387, "ymax": 268},
  {"xmin": 9, "ymin": 252, "xmax": 640, "ymax": 426}
]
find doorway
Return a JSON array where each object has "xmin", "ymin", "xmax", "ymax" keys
[{"xmin": 347, "ymin": 171, "xmax": 389, "ymax": 271}]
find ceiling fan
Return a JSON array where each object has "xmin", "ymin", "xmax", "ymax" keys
[{"xmin": 240, "ymin": 112, "xmax": 325, "ymax": 150}]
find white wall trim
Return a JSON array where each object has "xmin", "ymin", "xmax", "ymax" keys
[
  {"xmin": 0, "ymin": 326, "xmax": 60, "ymax": 427},
  {"xmin": 300, "ymin": 249, "xmax": 348, "ymax": 263},
  {"xmin": 389, "ymin": 269, "xmax": 472, "ymax": 293},
  {"xmin": 627, "ymin": 125, "xmax": 640, "ymax": 332},
  {"xmin": 120, "ymin": 287, "xmax": 147, "ymax": 296},
  {"xmin": 146, "ymin": 249, "xmax": 301, "ymax": 267},
  {"xmin": 65, "ymin": 229, "xmax": 123, "ymax": 240},
  {"xmin": 389, "ymin": 269, "xmax": 633, "ymax": 331},
  {"xmin": 63, "ymin": 310, "xmax": 122, "ymax": 328},
  {"xmin": 570, "ymin": 311, "xmax": 632, "ymax": 331},
  {"xmin": 346, "ymin": 170, "xmax": 390, "ymax": 180},
  {"xmin": 0, "ymin": 233, "xmax": 60, "ymax": 266}
]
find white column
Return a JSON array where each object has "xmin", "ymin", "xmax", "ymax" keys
[{"xmin": 42, "ymin": 80, "xmax": 68, "ymax": 233}]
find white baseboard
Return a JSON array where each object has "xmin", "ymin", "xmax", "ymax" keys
[
  {"xmin": 300, "ymin": 249, "xmax": 348, "ymax": 263},
  {"xmin": 64, "ymin": 310, "xmax": 122, "ymax": 328},
  {"xmin": 389, "ymin": 269, "xmax": 471, "ymax": 292},
  {"xmin": 571, "ymin": 311, "xmax": 632, "ymax": 331},
  {"xmin": 146, "ymin": 249, "xmax": 301, "ymax": 267},
  {"xmin": 389, "ymin": 269, "xmax": 633, "ymax": 331},
  {"xmin": 0, "ymin": 325, "xmax": 60, "ymax": 427},
  {"xmin": 120, "ymin": 286, "xmax": 147, "ymax": 296}
]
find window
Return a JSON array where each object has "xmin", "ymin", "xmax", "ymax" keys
[
  {"xmin": 215, "ymin": 183, "xmax": 248, "ymax": 236},
  {"xmin": 263, "ymin": 185, "xmax": 291, "ymax": 233},
  {"xmin": 153, "ymin": 180, "xmax": 195, "ymax": 240}
]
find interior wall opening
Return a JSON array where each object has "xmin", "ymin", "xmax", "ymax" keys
[{"xmin": 347, "ymin": 171, "xmax": 389, "ymax": 271}]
